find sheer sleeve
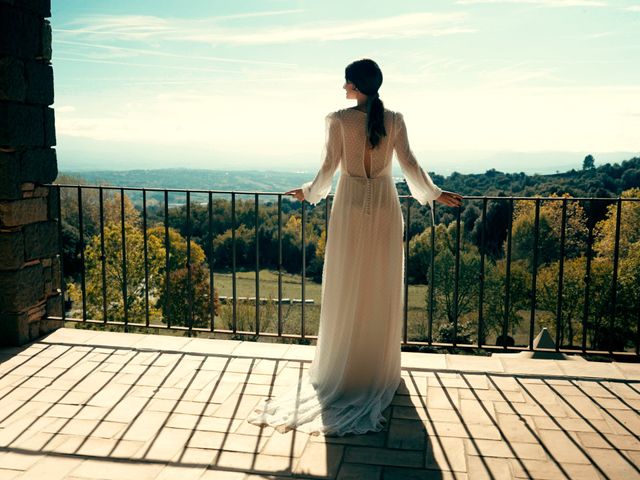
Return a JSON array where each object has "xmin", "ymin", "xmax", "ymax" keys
[
  {"xmin": 393, "ymin": 112, "xmax": 442, "ymax": 206},
  {"xmin": 300, "ymin": 112, "xmax": 342, "ymax": 205}
]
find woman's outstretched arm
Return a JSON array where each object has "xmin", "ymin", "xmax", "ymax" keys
[
  {"xmin": 393, "ymin": 112, "xmax": 462, "ymax": 212},
  {"xmin": 394, "ymin": 112, "xmax": 442, "ymax": 204},
  {"xmin": 286, "ymin": 112, "xmax": 342, "ymax": 204}
]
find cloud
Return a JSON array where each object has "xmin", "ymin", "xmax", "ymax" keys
[
  {"xmin": 456, "ymin": 0, "xmax": 607, "ymax": 6},
  {"xmin": 56, "ymin": 12, "xmax": 475, "ymax": 45},
  {"xmin": 55, "ymin": 9, "xmax": 306, "ymax": 40},
  {"xmin": 626, "ymin": 5, "xmax": 640, "ymax": 11},
  {"xmin": 53, "ymin": 39, "xmax": 297, "ymax": 67}
]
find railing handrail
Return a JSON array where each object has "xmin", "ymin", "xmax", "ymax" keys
[{"xmin": 42, "ymin": 183, "xmax": 640, "ymax": 202}]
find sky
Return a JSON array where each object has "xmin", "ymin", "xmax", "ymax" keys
[{"xmin": 51, "ymin": 0, "xmax": 640, "ymax": 175}]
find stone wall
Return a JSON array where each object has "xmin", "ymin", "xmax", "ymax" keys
[{"xmin": 0, "ymin": 0, "xmax": 61, "ymax": 345}]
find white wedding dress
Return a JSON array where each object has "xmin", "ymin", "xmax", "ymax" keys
[{"xmin": 246, "ymin": 107, "xmax": 442, "ymax": 436}]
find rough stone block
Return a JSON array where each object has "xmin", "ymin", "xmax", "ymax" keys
[
  {"xmin": 23, "ymin": 219, "xmax": 58, "ymax": 259},
  {"xmin": 0, "ymin": 310, "xmax": 29, "ymax": 346},
  {"xmin": 45, "ymin": 291, "xmax": 62, "ymax": 317},
  {"xmin": 39, "ymin": 18, "xmax": 51, "ymax": 61},
  {"xmin": 0, "ymin": 262, "xmax": 44, "ymax": 311},
  {"xmin": 26, "ymin": 298, "xmax": 45, "ymax": 321},
  {"xmin": 0, "ymin": 4, "xmax": 41, "ymax": 59},
  {"xmin": 51, "ymin": 254, "xmax": 60, "ymax": 289},
  {"xmin": 21, "ymin": 147, "xmax": 57, "ymax": 183},
  {"xmin": 0, "ymin": 103, "xmax": 44, "ymax": 146},
  {"xmin": 25, "ymin": 60, "xmax": 53, "ymax": 104},
  {"xmin": 0, "ymin": 196, "xmax": 48, "ymax": 227},
  {"xmin": 47, "ymin": 184, "xmax": 59, "ymax": 218},
  {"xmin": 0, "ymin": 150, "xmax": 20, "ymax": 199},
  {"xmin": 18, "ymin": 0, "xmax": 51, "ymax": 18},
  {"xmin": 43, "ymin": 106, "xmax": 55, "ymax": 146},
  {"xmin": 33, "ymin": 185, "xmax": 48, "ymax": 197},
  {"xmin": 0, "ymin": 229, "xmax": 24, "ymax": 269},
  {"xmin": 0, "ymin": 56, "xmax": 26, "ymax": 101}
]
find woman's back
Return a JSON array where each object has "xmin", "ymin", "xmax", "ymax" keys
[{"xmin": 333, "ymin": 107, "xmax": 397, "ymax": 179}]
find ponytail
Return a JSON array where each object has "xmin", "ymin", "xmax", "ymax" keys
[{"xmin": 366, "ymin": 93, "xmax": 386, "ymax": 148}]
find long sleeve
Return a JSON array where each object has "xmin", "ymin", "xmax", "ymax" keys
[
  {"xmin": 393, "ymin": 112, "xmax": 442, "ymax": 206},
  {"xmin": 301, "ymin": 112, "xmax": 342, "ymax": 205}
]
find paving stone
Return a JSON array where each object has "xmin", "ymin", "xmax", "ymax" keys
[
  {"xmin": 260, "ymin": 428, "xmax": 310, "ymax": 457},
  {"xmin": 585, "ymin": 447, "xmax": 640, "ymax": 478},
  {"xmin": 577, "ymin": 431, "xmax": 640, "ymax": 451},
  {"xmin": 465, "ymin": 455, "xmax": 512, "ymax": 480},
  {"xmin": 13, "ymin": 454, "xmax": 82, "ymax": 480},
  {"xmin": 133, "ymin": 427, "xmax": 192, "ymax": 461},
  {"xmin": 198, "ymin": 467, "xmax": 247, "ymax": 479},
  {"xmin": 293, "ymin": 442, "xmax": 344, "ymax": 478},
  {"xmin": 67, "ymin": 459, "xmax": 165, "ymax": 480},
  {"xmin": 343, "ymin": 445, "xmax": 422, "ymax": 468},
  {"xmin": 155, "ymin": 464, "xmax": 207, "ymax": 480},
  {"xmin": 0, "ymin": 452, "xmax": 41, "ymax": 471},
  {"xmin": 311, "ymin": 429, "xmax": 387, "ymax": 447},
  {"xmin": 387, "ymin": 418, "xmax": 426, "ymax": 450},
  {"xmin": 337, "ymin": 462, "xmax": 383, "ymax": 480},
  {"xmin": 383, "ymin": 465, "xmax": 466, "ymax": 479},
  {"xmin": 425, "ymin": 436, "xmax": 466, "ymax": 472},
  {"xmin": 509, "ymin": 458, "xmax": 568, "ymax": 479},
  {"xmin": 537, "ymin": 429, "xmax": 591, "ymax": 464},
  {"xmin": 495, "ymin": 414, "xmax": 538, "ymax": 444},
  {"xmin": 0, "ymin": 469, "xmax": 21, "ymax": 480},
  {"xmin": 459, "ymin": 399, "xmax": 494, "ymax": 425}
]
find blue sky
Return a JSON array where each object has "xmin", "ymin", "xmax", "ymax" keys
[{"xmin": 51, "ymin": 0, "xmax": 640, "ymax": 174}]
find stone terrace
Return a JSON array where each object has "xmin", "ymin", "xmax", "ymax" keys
[{"xmin": 0, "ymin": 328, "xmax": 639, "ymax": 480}]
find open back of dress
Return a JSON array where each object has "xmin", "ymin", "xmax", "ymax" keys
[{"xmin": 246, "ymin": 107, "xmax": 442, "ymax": 436}]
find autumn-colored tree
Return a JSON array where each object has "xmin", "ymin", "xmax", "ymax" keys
[
  {"xmin": 155, "ymin": 264, "xmax": 220, "ymax": 329},
  {"xmin": 147, "ymin": 225, "xmax": 218, "ymax": 327},
  {"xmin": 72, "ymin": 221, "xmax": 166, "ymax": 324}
]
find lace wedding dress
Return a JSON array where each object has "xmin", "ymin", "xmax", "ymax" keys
[{"xmin": 246, "ymin": 107, "xmax": 442, "ymax": 436}]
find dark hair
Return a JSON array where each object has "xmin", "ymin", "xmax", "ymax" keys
[{"xmin": 345, "ymin": 58, "xmax": 387, "ymax": 148}]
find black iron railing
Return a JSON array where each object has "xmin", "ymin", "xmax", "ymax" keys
[{"xmin": 46, "ymin": 183, "xmax": 640, "ymax": 357}]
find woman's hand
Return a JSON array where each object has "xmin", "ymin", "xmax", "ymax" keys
[
  {"xmin": 436, "ymin": 190, "xmax": 463, "ymax": 207},
  {"xmin": 285, "ymin": 188, "xmax": 305, "ymax": 202}
]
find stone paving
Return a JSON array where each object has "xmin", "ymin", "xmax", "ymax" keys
[{"xmin": 0, "ymin": 328, "xmax": 639, "ymax": 480}]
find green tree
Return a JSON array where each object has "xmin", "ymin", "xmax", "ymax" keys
[
  {"xmin": 583, "ymin": 154, "xmax": 595, "ymax": 170},
  {"xmin": 148, "ymin": 225, "xmax": 217, "ymax": 328}
]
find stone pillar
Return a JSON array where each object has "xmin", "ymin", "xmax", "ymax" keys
[{"xmin": 0, "ymin": 0, "xmax": 61, "ymax": 345}]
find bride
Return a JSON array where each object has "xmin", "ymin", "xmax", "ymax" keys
[{"xmin": 247, "ymin": 58, "xmax": 462, "ymax": 436}]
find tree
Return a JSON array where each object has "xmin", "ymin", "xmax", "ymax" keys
[
  {"xmin": 592, "ymin": 188, "xmax": 640, "ymax": 350},
  {"xmin": 148, "ymin": 225, "xmax": 219, "ymax": 328},
  {"xmin": 511, "ymin": 195, "xmax": 588, "ymax": 267},
  {"xmin": 482, "ymin": 259, "xmax": 531, "ymax": 345},
  {"xmin": 73, "ymin": 221, "xmax": 166, "ymax": 324},
  {"xmin": 424, "ymin": 223, "xmax": 484, "ymax": 343},
  {"xmin": 583, "ymin": 154, "xmax": 595, "ymax": 170},
  {"xmin": 156, "ymin": 264, "xmax": 220, "ymax": 329}
]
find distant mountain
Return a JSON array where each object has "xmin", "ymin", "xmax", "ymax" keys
[
  {"xmin": 58, "ymin": 155, "xmax": 640, "ymax": 201},
  {"xmin": 57, "ymin": 168, "xmax": 317, "ymax": 194}
]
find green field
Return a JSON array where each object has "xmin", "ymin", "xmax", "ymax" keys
[{"xmin": 66, "ymin": 268, "xmax": 546, "ymax": 348}]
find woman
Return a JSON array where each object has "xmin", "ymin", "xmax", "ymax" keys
[{"xmin": 247, "ymin": 59, "xmax": 462, "ymax": 437}]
